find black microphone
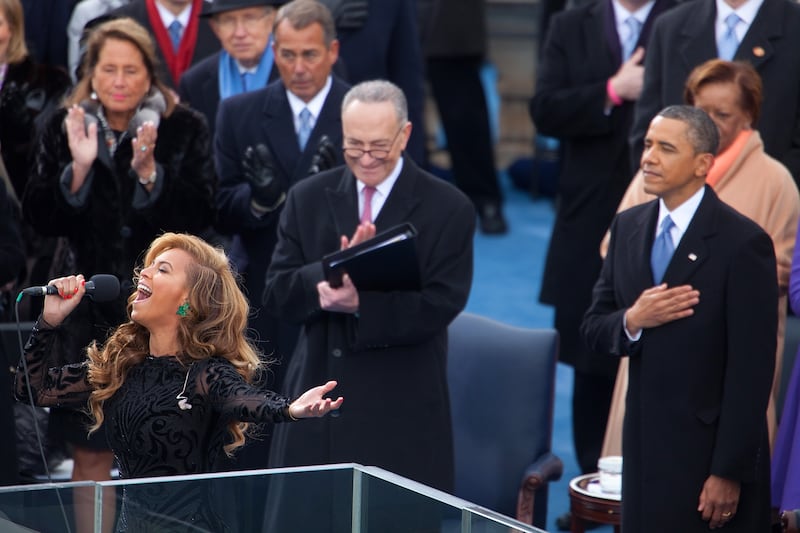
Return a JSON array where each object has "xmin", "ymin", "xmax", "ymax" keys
[{"xmin": 21, "ymin": 274, "xmax": 121, "ymax": 302}]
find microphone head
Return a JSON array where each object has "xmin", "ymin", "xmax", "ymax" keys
[{"xmin": 85, "ymin": 274, "xmax": 120, "ymax": 302}]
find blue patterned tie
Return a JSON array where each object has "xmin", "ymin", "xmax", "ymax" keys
[
  {"xmin": 168, "ymin": 20, "xmax": 182, "ymax": 52},
  {"xmin": 622, "ymin": 16, "xmax": 642, "ymax": 61},
  {"xmin": 297, "ymin": 107, "xmax": 312, "ymax": 150},
  {"xmin": 717, "ymin": 13, "xmax": 741, "ymax": 60},
  {"xmin": 651, "ymin": 215, "xmax": 675, "ymax": 283}
]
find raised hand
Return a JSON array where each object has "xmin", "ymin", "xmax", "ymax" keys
[
  {"xmin": 243, "ymin": 143, "xmax": 286, "ymax": 211},
  {"xmin": 64, "ymin": 105, "xmax": 98, "ymax": 192},
  {"xmin": 288, "ymin": 380, "xmax": 344, "ymax": 418},
  {"xmin": 41, "ymin": 275, "xmax": 87, "ymax": 327},
  {"xmin": 131, "ymin": 120, "xmax": 158, "ymax": 181},
  {"xmin": 308, "ymin": 134, "xmax": 338, "ymax": 176}
]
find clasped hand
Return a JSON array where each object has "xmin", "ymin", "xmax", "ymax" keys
[
  {"xmin": 625, "ymin": 283, "xmax": 699, "ymax": 336},
  {"xmin": 316, "ymin": 223, "xmax": 376, "ymax": 313}
]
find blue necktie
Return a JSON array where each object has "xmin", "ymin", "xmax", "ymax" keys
[
  {"xmin": 168, "ymin": 20, "xmax": 182, "ymax": 52},
  {"xmin": 622, "ymin": 16, "xmax": 642, "ymax": 61},
  {"xmin": 651, "ymin": 215, "xmax": 675, "ymax": 283},
  {"xmin": 241, "ymin": 72, "xmax": 251, "ymax": 92},
  {"xmin": 297, "ymin": 108, "xmax": 312, "ymax": 150},
  {"xmin": 717, "ymin": 13, "xmax": 741, "ymax": 60}
]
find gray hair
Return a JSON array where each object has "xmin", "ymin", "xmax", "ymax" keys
[
  {"xmin": 341, "ymin": 80, "xmax": 408, "ymax": 125},
  {"xmin": 273, "ymin": 0, "xmax": 336, "ymax": 47},
  {"xmin": 656, "ymin": 105, "xmax": 720, "ymax": 155}
]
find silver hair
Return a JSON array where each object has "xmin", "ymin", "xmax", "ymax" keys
[{"xmin": 341, "ymin": 80, "xmax": 408, "ymax": 125}]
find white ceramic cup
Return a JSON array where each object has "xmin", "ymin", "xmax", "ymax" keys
[{"xmin": 597, "ymin": 455, "xmax": 623, "ymax": 494}]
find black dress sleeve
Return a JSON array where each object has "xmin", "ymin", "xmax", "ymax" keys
[
  {"xmin": 14, "ymin": 321, "xmax": 92, "ymax": 407},
  {"xmin": 196, "ymin": 358, "xmax": 295, "ymax": 424}
]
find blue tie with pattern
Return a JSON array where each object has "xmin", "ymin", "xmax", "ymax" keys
[
  {"xmin": 297, "ymin": 108, "xmax": 312, "ymax": 150},
  {"xmin": 168, "ymin": 20, "xmax": 182, "ymax": 52},
  {"xmin": 651, "ymin": 215, "xmax": 675, "ymax": 283},
  {"xmin": 717, "ymin": 13, "xmax": 741, "ymax": 60}
]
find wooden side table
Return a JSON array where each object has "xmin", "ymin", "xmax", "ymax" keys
[{"xmin": 568, "ymin": 473, "xmax": 622, "ymax": 533}]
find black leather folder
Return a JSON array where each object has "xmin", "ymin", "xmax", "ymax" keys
[{"xmin": 322, "ymin": 222, "xmax": 421, "ymax": 291}]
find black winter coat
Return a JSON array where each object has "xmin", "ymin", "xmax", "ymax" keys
[{"xmin": 23, "ymin": 104, "xmax": 216, "ymax": 307}]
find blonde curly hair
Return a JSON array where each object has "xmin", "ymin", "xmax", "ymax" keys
[{"xmin": 86, "ymin": 232, "xmax": 262, "ymax": 455}]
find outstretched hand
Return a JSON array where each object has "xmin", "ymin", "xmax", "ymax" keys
[
  {"xmin": 288, "ymin": 380, "xmax": 344, "ymax": 419},
  {"xmin": 41, "ymin": 275, "xmax": 87, "ymax": 327}
]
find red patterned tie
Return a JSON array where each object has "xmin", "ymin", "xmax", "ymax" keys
[{"xmin": 361, "ymin": 186, "xmax": 376, "ymax": 223}]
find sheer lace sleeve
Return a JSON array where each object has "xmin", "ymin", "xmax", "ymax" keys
[
  {"xmin": 14, "ymin": 322, "xmax": 92, "ymax": 407},
  {"xmin": 196, "ymin": 358, "xmax": 294, "ymax": 424}
]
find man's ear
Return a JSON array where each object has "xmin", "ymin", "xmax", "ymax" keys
[{"xmin": 695, "ymin": 152, "xmax": 715, "ymax": 178}]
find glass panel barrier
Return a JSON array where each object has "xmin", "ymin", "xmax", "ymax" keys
[{"xmin": 0, "ymin": 464, "xmax": 548, "ymax": 533}]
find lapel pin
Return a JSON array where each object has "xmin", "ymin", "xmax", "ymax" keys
[
  {"xmin": 688, "ymin": 253, "xmax": 698, "ymax": 262},
  {"xmin": 753, "ymin": 46, "xmax": 765, "ymax": 57}
]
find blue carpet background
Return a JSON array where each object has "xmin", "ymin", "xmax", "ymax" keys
[{"xmin": 464, "ymin": 173, "xmax": 615, "ymax": 533}]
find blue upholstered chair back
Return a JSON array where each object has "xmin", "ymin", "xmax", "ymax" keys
[{"xmin": 447, "ymin": 312, "xmax": 560, "ymax": 528}]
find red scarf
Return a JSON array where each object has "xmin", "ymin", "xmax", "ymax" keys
[{"xmin": 145, "ymin": 0, "xmax": 202, "ymax": 86}]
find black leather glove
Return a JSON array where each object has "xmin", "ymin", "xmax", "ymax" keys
[
  {"xmin": 243, "ymin": 144, "xmax": 286, "ymax": 211},
  {"xmin": 308, "ymin": 135, "xmax": 338, "ymax": 176}
]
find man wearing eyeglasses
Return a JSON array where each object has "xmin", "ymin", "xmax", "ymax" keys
[
  {"xmin": 179, "ymin": 0, "xmax": 286, "ymax": 135},
  {"xmin": 213, "ymin": 0, "xmax": 348, "ymax": 459},
  {"xmin": 262, "ymin": 80, "xmax": 474, "ymax": 531}
]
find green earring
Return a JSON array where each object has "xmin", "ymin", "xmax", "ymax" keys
[{"xmin": 176, "ymin": 301, "xmax": 190, "ymax": 317}]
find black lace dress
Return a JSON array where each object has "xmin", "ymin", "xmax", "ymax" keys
[{"xmin": 15, "ymin": 322, "xmax": 295, "ymax": 532}]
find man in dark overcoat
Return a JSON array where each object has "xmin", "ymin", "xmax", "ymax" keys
[
  {"xmin": 582, "ymin": 105, "xmax": 776, "ymax": 532},
  {"xmin": 262, "ymin": 79, "xmax": 474, "ymax": 530}
]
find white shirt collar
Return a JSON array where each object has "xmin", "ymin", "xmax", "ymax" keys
[
  {"xmin": 155, "ymin": 0, "xmax": 192, "ymax": 29},
  {"xmin": 656, "ymin": 186, "xmax": 705, "ymax": 245},
  {"xmin": 612, "ymin": 0, "xmax": 655, "ymax": 39},
  {"xmin": 357, "ymin": 157, "xmax": 404, "ymax": 201},
  {"xmin": 286, "ymin": 75, "xmax": 333, "ymax": 122},
  {"xmin": 716, "ymin": 0, "xmax": 763, "ymax": 39}
]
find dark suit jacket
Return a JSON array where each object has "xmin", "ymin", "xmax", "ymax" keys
[
  {"xmin": 336, "ymin": 0, "xmax": 426, "ymax": 163},
  {"xmin": 178, "ymin": 51, "xmax": 280, "ymax": 137},
  {"xmin": 263, "ymin": 158, "xmax": 474, "ymax": 504},
  {"xmin": 530, "ymin": 0, "xmax": 675, "ymax": 374},
  {"xmin": 581, "ymin": 187, "xmax": 776, "ymax": 532},
  {"xmin": 214, "ymin": 77, "xmax": 349, "ymax": 334},
  {"xmin": 105, "ymin": 0, "xmax": 220, "ymax": 88},
  {"xmin": 630, "ymin": 0, "xmax": 800, "ymax": 182}
]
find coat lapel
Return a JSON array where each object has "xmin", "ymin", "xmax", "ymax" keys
[
  {"xmin": 736, "ymin": 0, "xmax": 782, "ymax": 69},
  {"xmin": 325, "ymin": 167, "xmax": 359, "ymax": 239},
  {"xmin": 625, "ymin": 201, "xmax": 660, "ymax": 289},
  {"xmin": 662, "ymin": 187, "xmax": 716, "ymax": 285},
  {"xmin": 678, "ymin": 0, "xmax": 718, "ymax": 73},
  {"xmin": 261, "ymin": 83, "xmax": 301, "ymax": 182},
  {"xmin": 372, "ymin": 156, "xmax": 422, "ymax": 228}
]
